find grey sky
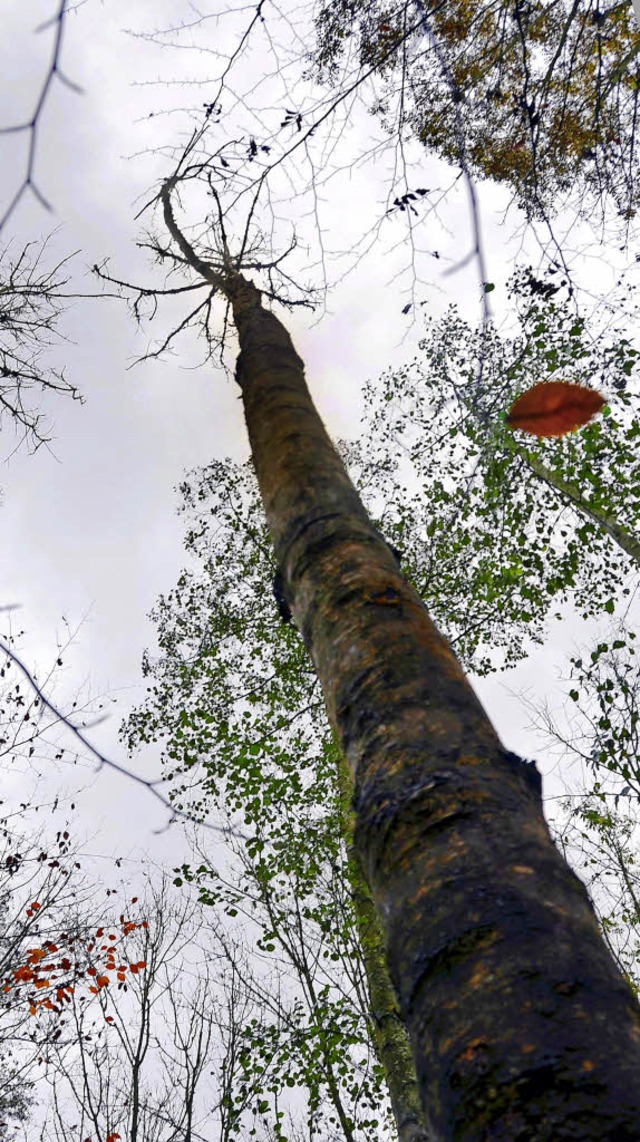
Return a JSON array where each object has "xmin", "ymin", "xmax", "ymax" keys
[{"xmin": 0, "ymin": 0, "xmax": 627, "ymax": 864}]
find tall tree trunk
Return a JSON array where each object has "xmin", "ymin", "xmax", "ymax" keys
[{"xmin": 229, "ymin": 272, "xmax": 640, "ymax": 1141}]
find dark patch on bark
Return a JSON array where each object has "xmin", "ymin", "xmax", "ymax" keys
[
  {"xmin": 501, "ymin": 749, "xmax": 543, "ymax": 799},
  {"xmin": 272, "ymin": 569, "xmax": 292, "ymax": 625},
  {"xmin": 234, "ymin": 348, "xmax": 245, "ymax": 387},
  {"xmin": 385, "ymin": 540, "xmax": 402, "ymax": 566}
]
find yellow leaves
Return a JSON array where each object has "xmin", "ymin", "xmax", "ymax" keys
[
  {"xmin": 549, "ymin": 112, "xmax": 597, "ymax": 162},
  {"xmin": 477, "ymin": 137, "xmax": 531, "ymax": 183},
  {"xmin": 433, "ymin": 0, "xmax": 478, "ymax": 41},
  {"xmin": 527, "ymin": 10, "xmax": 555, "ymax": 44},
  {"xmin": 405, "ymin": 0, "xmax": 640, "ymax": 217}
]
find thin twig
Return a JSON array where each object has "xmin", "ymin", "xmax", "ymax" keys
[
  {"xmin": 0, "ymin": 0, "xmax": 82, "ymax": 231},
  {"xmin": 0, "ymin": 637, "xmax": 248, "ymax": 841}
]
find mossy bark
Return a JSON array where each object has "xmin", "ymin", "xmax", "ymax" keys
[
  {"xmin": 230, "ymin": 274, "xmax": 640, "ymax": 1141},
  {"xmin": 337, "ymin": 751, "xmax": 431, "ymax": 1142}
]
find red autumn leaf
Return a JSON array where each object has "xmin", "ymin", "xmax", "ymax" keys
[
  {"xmin": 96, "ymin": 975, "xmax": 110, "ymax": 988},
  {"xmin": 506, "ymin": 381, "xmax": 605, "ymax": 437}
]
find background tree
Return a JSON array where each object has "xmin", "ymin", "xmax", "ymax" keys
[
  {"xmin": 0, "ymin": 624, "xmax": 144, "ymax": 1141},
  {"xmin": 0, "ymin": 238, "xmax": 82, "ymax": 456},
  {"xmin": 522, "ymin": 625, "xmax": 640, "ymax": 991},
  {"xmin": 126, "ymin": 458, "xmax": 422, "ymax": 1142},
  {"xmin": 32, "ymin": 874, "xmax": 391, "ymax": 1142},
  {"xmin": 558, "ymin": 790, "xmax": 640, "ymax": 990},
  {"xmin": 33, "ymin": 880, "xmax": 205, "ymax": 1142},
  {"xmin": 0, "ymin": 808, "xmax": 93, "ymax": 1140},
  {"xmin": 311, "ymin": 0, "xmax": 640, "ymax": 228}
]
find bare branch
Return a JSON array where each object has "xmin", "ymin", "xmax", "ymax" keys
[
  {"xmin": 0, "ymin": 237, "xmax": 82, "ymax": 452},
  {"xmin": 0, "ymin": 636, "xmax": 248, "ymax": 842},
  {"xmin": 0, "ymin": 0, "xmax": 82, "ymax": 232}
]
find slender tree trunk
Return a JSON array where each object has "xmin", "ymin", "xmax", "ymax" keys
[
  {"xmin": 229, "ymin": 272, "xmax": 640, "ymax": 1141},
  {"xmin": 337, "ymin": 752, "xmax": 431, "ymax": 1142},
  {"xmin": 521, "ymin": 448, "xmax": 640, "ymax": 564}
]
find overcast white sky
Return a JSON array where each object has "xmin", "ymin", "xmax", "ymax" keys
[{"xmin": 0, "ymin": 0, "xmax": 630, "ymax": 868}]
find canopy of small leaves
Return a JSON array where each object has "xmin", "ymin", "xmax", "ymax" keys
[
  {"xmin": 561, "ymin": 794, "xmax": 640, "ymax": 992},
  {"xmin": 533, "ymin": 627, "xmax": 640, "ymax": 991},
  {"xmin": 124, "ymin": 462, "xmax": 392, "ymax": 1140},
  {"xmin": 346, "ymin": 267, "xmax": 640, "ymax": 673},
  {"xmin": 564, "ymin": 629, "xmax": 640, "ymax": 801},
  {"xmin": 311, "ymin": 0, "xmax": 640, "ymax": 224}
]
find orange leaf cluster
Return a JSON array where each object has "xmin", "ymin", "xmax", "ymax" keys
[
  {"xmin": 506, "ymin": 381, "xmax": 606, "ymax": 437},
  {"xmin": 2, "ymin": 897, "xmax": 148, "ymax": 1022}
]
